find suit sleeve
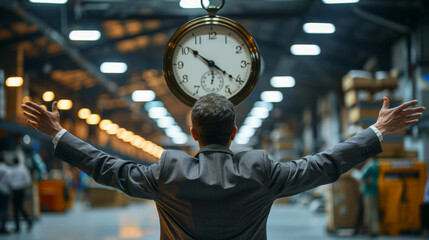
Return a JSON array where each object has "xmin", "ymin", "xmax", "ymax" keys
[
  {"xmin": 54, "ymin": 132, "xmax": 161, "ymax": 200},
  {"xmin": 267, "ymin": 128, "xmax": 382, "ymax": 198}
]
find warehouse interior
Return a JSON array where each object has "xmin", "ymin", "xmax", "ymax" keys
[{"xmin": 0, "ymin": 0, "xmax": 429, "ymax": 239}]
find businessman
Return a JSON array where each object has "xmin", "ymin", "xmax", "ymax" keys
[{"xmin": 22, "ymin": 93, "xmax": 425, "ymax": 239}]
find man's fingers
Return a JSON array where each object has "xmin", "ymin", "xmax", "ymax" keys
[
  {"xmin": 21, "ymin": 104, "xmax": 41, "ymax": 116},
  {"xmin": 52, "ymin": 101, "xmax": 58, "ymax": 113},
  {"xmin": 406, "ymin": 113, "xmax": 423, "ymax": 120},
  {"xmin": 24, "ymin": 101, "xmax": 46, "ymax": 113},
  {"xmin": 23, "ymin": 111, "xmax": 39, "ymax": 122},
  {"xmin": 398, "ymin": 100, "xmax": 419, "ymax": 110},
  {"xmin": 27, "ymin": 119, "xmax": 39, "ymax": 129},
  {"xmin": 405, "ymin": 119, "xmax": 419, "ymax": 126},
  {"xmin": 382, "ymin": 97, "xmax": 389, "ymax": 109},
  {"xmin": 402, "ymin": 106, "xmax": 426, "ymax": 115}
]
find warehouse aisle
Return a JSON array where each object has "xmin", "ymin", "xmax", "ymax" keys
[{"xmin": 2, "ymin": 201, "xmax": 427, "ymax": 240}]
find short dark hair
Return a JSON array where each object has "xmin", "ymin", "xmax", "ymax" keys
[{"xmin": 191, "ymin": 93, "xmax": 236, "ymax": 146}]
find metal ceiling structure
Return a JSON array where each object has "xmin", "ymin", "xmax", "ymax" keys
[{"xmin": 0, "ymin": 0, "xmax": 428, "ymax": 148}]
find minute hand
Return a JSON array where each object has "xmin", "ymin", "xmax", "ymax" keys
[{"xmin": 187, "ymin": 47, "xmax": 236, "ymax": 80}]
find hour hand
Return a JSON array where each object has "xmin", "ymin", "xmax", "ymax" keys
[{"xmin": 187, "ymin": 47, "xmax": 214, "ymax": 67}]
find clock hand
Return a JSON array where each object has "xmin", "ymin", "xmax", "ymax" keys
[
  {"xmin": 211, "ymin": 70, "xmax": 214, "ymax": 85},
  {"xmin": 187, "ymin": 47, "xmax": 236, "ymax": 81}
]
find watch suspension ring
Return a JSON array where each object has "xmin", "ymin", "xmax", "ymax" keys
[{"xmin": 201, "ymin": 0, "xmax": 225, "ymax": 17}]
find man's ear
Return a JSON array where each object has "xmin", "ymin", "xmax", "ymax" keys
[
  {"xmin": 230, "ymin": 126, "xmax": 238, "ymax": 141},
  {"xmin": 190, "ymin": 127, "xmax": 198, "ymax": 141}
]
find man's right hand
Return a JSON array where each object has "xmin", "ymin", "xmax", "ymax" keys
[
  {"xmin": 21, "ymin": 101, "xmax": 64, "ymax": 138},
  {"xmin": 374, "ymin": 97, "xmax": 426, "ymax": 135}
]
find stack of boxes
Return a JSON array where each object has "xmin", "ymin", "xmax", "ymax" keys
[{"xmin": 269, "ymin": 119, "xmax": 297, "ymax": 162}]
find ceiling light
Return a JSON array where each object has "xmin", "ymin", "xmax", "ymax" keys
[
  {"xmin": 131, "ymin": 136, "xmax": 144, "ymax": 147},
  {"xmin": 303, "ymin": 23, "xmax": 335, "ymax": 34},
  {"xmin": 250, "ymin": 107, "xmax": 269, "ymax": 119},
  {"xmin": 86, "ymin": 114, "xmax": 100, "ymax": 125},
  {"xmin": 29, "ymin": 0, "xmax": 68, "ymax": 4},
  {"xmin": 78, "ymin": 108, "xmax": 91, "ymax": 119},
  {"xmin": 148, "ymin": 107, "xmax": 167, "ymax": 119},
  {"xmin": 238, "ymin": 126, "xmax": 256, "ymax": 138},
  {"xmin": 172, "ymin": 133, "xmax": 188, "ymax": 144},
  {"xmin": 5, "ymin": 77, "xmax": 23, "ymax": 87},
  {"xmin": 132, "ymin": 90, "xmax": 156, "ymax": 102},
  {"xmin": 260, "ymin": 91, "xmax": 283, "ymax": 103},
  {"xmin": 244, "ymin": 117, "xmax": 262, "ymax": 128},
  {"xmin": 254, "ymin": 101, "xmax": 273, "ymax": 111},
  {"xmin": 290, "ymin": 44, "xmax": 321, "ymax": 56},
  {"xmin": 322, "ymin": 0, "xmax": 359, "ymax": 4},
  {"xmin": 165, "ymin": 126, "xmax": 183, "ymax": 138},
  {"xmin": 99, "ymin": 119, "xmax": 112, "ymax": 130},
  {"xmin": 57, "ymin": 99, "xmax": 73, "ymax": 110},
  {"xmin": 157, "ymin": 116, "xmax": 175, "ymax": 128},
  {"xmin": 116, "ymin": 128, "xmax": 127, "ymax": 139},
  {"xmin": 144, "ymin": 101, "xmax": 163, "ymax": 111},
  {"xmin": 69, "ymin": 30, "xmax": 101, "ymax": 41},
  {"xmin": 235, "ymin": 135, "xmax": 250, "ymax": 145},
  {"xmin": 100, "ymin": 62, "xmax": 127, "ymax": 73},
  {"xmin": 106, "ymin": 123, "xmax": 119, "ymax": 135},
  {"xmin": 179, "ymin": 0, "xmax": 209, "ymax": 9},
  {"xmin": 123, "ymin": 131, "xmax": 134, "ymax": 142},
  {"xmin": 42, "ymin": 91, "xmax": 55, "ymax": 102},
  {"xmin": 270, "ymin": 76, "xmax": 296, "ymax": 88}
]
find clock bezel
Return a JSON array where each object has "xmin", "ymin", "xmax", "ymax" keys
[{"xmin": 163, "ymin": 16, "xmax": 260, "ymax": 107}]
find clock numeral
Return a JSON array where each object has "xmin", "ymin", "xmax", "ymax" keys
[
  {"xmin": 225, "ymin": 85, "xmax": 232, "ymax": 95},
  {"xmin": 209, "ymin": 31, "xmax": 217, "ymax": 40},
  {"xmin": 177, "ymin": 61, "xmax": 184, "ymax": 69},
  {"xmin": 235, "ymin": 46, "xmax": 242, "ymax": 54},
  {"xmin": 181, "ymin": 47, "xmax": 189, "ymax": 55},
  {"xmin": 235, "ymin": 75, "xmax": 244, "ymax": 85},
  {"xmin": 179, "ymin": 74, "xmax": 189, "ymax": 84},
  {"xmin": 194, "ymin": 85, "xmax": 200, "ymax": 95},
  {"xmin": 241, "ymin": 60, "xmax": 248, "ymax": 68},
  {"xmin": 195, "ymin": 36, "xmax": 202, "ymax": 45}
]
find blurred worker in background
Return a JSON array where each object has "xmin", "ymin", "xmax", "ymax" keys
[
  {"xmin": 0, "ymin": 156, "xmax": 11, "ymax": 234},
  {"xmin": 361, "ymin": 158, "xmax": 380, "ymax": 237},
  {"xmin": 5, "ymin": 157, "xmax": 32, "ymax": 233}
]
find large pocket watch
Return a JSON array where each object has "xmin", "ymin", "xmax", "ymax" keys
[{"xmin": 163, "ymin": 0, "xmax": 260, "ymax": 106}]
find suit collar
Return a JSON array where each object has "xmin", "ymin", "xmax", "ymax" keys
[{"xmin": 196, "ymin": 144, "xmax": 234, "ymax": 156}]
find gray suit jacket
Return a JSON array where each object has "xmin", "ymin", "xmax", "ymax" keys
[{"xmin": 54, "ymin": 128, "xmax": 381, "ymax": 240}]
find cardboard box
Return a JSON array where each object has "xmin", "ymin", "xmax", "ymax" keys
[
  {"xmin": 344, "ymin": 90, "xmax": 373, "ymax": 107},
  {"xmin": 348, "ymin": 107, "xmax": 380, "ymax": 124},
  {"xmin": 342, "ymin": 70, "xmax": 374, "ymax": 92}
]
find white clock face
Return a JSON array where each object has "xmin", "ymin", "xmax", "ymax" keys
[{"xmin": 171, "ymin": 24, "xmax": 252, "ymax": 99}]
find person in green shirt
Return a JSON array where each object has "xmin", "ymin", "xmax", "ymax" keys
[{"xmin": 361, "ymin": 158, "xmax": 380, "ymax": 236}]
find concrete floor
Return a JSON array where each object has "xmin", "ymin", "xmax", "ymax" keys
[{"xmin": 2, "ymin": 201, "xmax": 427, "ymax": 240}]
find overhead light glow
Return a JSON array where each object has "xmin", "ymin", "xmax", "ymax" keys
[
  {"xmin": 172, "ymin": 133, "xmax": 188, "ymax": 144},
  {"xmin": 238, "ymin": 126, "xmax": 256, "ymax": 138},
  {"xmin": 244, "ymin": 117, "xmax": 262, "ymax": 128},
  {"xmin": 132, "ymin": 90, "xmax": 156, "ymax": 102},
  {"xmin": 165, "ymin": 126, "xmax": 183, "ymax": 138},
  {"xmin": 69, "ymin": 30, "xmax": 101, "ymax": 41},
  {"xmin": 303, "ymin": 23, "xmax": 336, "ymax": 34},
  {"xmin": 322, "ymin": 0, "xmax": 359, "ymax": 4},
  {"xmin": 123, "ymin": 131, "xmax": 134, "ymax": 142},
  {"xmin": 179, "ymin": 0, "xmax": 209, "ymax": 9},
  {"xmin": 100, "ymin": 62, "xmax": 127, "ymax": 73},
  {"xmin": 78, "ymin": 108, "xmax": 91, "ymax": 119},
  {"xmin": 144, "ymin": 101, "xmax": 163, "ymax": 111},
  {"xmin": 99, "ymin": 119, "xmax": 112, "ymax": 130},
  {"xmin": 86, "ymin": 114, "xmax": 100, "ymax": 125},
  {"xmin": 57, "ymin": 99, "xmax": 73, "ymax": 110},
  {"xmin": 290, "ymin": 44, "xmax": 321, "ymax": 56},
  {"xmin": 29, "ymin": 0, "xmax": 68, "ymax": 4},
  {"xmin": 157, "ymin": 116, "xmax": 175, "ymax": 128},
  {"xmin": 5, "ymin": 77, "xmax": 23, "ymax": 87},
  {"xmin": 270, "ymin": 76, "xmax": 296, "ymax": 88},
  {"xmin": 149, "ymin": 107, "xmax": 167, "ymax": 119},
  {"xmin": 131, "ymin": 136, "xmax": 144, "ymax": 147},
  {"xmin": 261, "ymin": 91, "xmax": 283, "ymax": 103},
  {"xmin": 254, "ymin": 101, "xmax": 273, "ymax": 111},
  {"xmin": 106, "ymin": 123, "xmax": 119, "ymax": 135},
  {"xmin": 42, "ymin": 91, "xmax": 55, "ymax": 102},
  {"xmin": 250, "ymin": 107, "xmax": 269, "ymax": 119},
  {"xmin": 116, "ymin": 128, "xmax": 127, "ymax": 139},
  {"xmin": 235, "ymin": 135, "xmax": 250, "ymax": 145}
]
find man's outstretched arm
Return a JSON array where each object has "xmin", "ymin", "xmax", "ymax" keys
[
  {"xmin": 268, "ymin": 97, "xmax": 426, "ymax": 198},
  {"xmin": 21, "ymin": 101, "xmax": 161, "ymax": 200}
]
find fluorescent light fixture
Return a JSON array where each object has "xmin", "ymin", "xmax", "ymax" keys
[
  {"xmin": 29, "ymin": 0, "xmax": 68, "ymax": 4},
  {"xmin": 148, "ymin": 107, "xmax": 167, "ymax": 119},
  {"xmin": 261, "ymin": 91, "xmax": 283, "ymax": 103},
  {"xmin": 322, "ymin": 0, "xmax": 359, "ymax": 4},
  {"xmin": 57, "ymin": 99, "xmax": 73, "ymax": 110},
  {"xmin": 69, "ymin": 30, "xmax": 101, "ymax": 41},
  {"xmin": 165, "ymin": 126, "xmax": 183, "ymax": 138},
  {"xmin": 254, "ymin": 101, "xmax": 273, "ymax": 111},
  {"xmin": 42, "ymin": 91, "xmax": 55, "ymax": 101},
  {"xmin": 100, "ymin": 62, "xmax": 127, "ymax": 73},
  {"xmin": 99, "ymin": 119, "xmax": 112, "ymax": 130},
  {"xmin": 244, "ymin": 117, "xmax": 262, "ymax": 128},
  {"xmin": 132, "ymin": 90, "xmax": 156, "ymax": 102},
  {"xmin": 5, "ymin": 77, "xmax": 23, "ymax": 87},
  {"xmin": 157, "ymin": 116, "xmax": 175, "ymax": 128},
  {"xmin": 78, "ymin": 108, "xmax": 91, "ymax": 119},
  {"xmin": 235, "ymin": 135, "xmax": 250, "ymax": 145},
  {"xmin": 144, "ymin": 101, "xmax": 163, "ymax": 111},
  {"xmin": 86, "ymin": 114, "xmax": 101, "ymax": 125},
  {"xmin": 180, "ymin": 0, "xmax": 209, "ymax": 9},
  {"xmin": 270, "ymin": 76, "xmax": 296, "ymax": 88},
  {"xmin": 106, "ymin": 123, "xmax": 119, "ymax": 135},
  {"xmin": 290, "ymin": 44, "xmax": 321, "ymax": 56},
  {"xmin": 172, "ymin": 133, "xmax": 188, "ymax": 144},
  {"xmin": 303, "ymin": 23, "xmax": 336, "ymax": 34},
  {"xmin": 238, "ymin": 126, "xmax": 256, "ymax": 138},
  {"xmin": 250, "ymin": 107, "xmax": 269, "ymax": 119}
]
